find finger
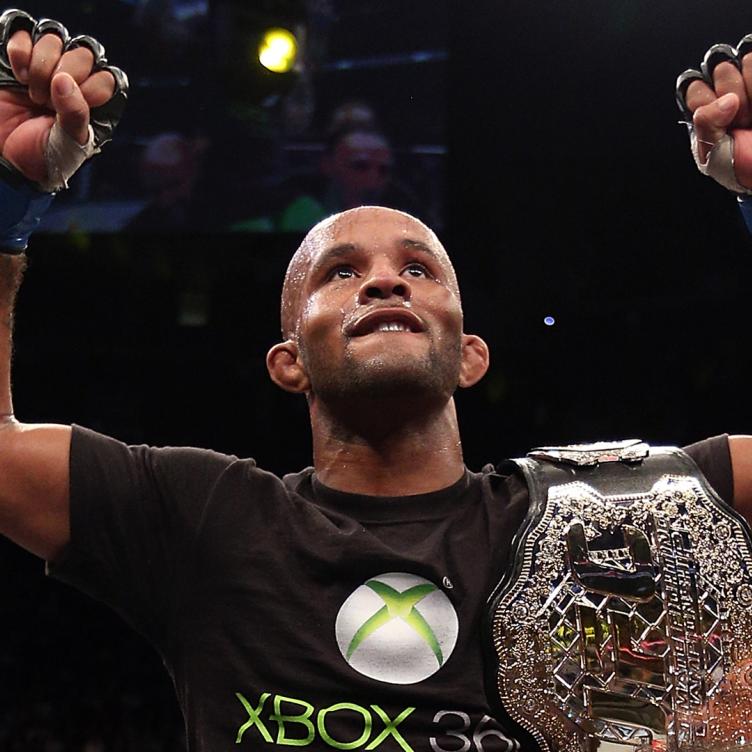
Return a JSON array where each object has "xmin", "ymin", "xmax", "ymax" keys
[
  {"xmin": 693, "ymin": 93, "xmax": 740, "ymax": 163},
  {"xmin": 28, "ymin": 33, "xmax": 64, "ymax": 105},
  {"xmin": 80, "ymin": 70, "xmax": 116, "ymax": 108},
  {"xmin": 685, "ymin": 79, "xmax": 717, "ymax": 113},
  {"xmin": 50, "ymin": 72, "xmax": 89, "ymax": 145},
  {"xmin": 53, "ymin": 46, "xmax": 95, "ymax": 86},
  {"xmin": 6, "ymin": 29, "xmax": 32, "ymax": 84},
  {"xmin": 3, "ymin": 114, "xmax": 56, "ymax": 184},
  {"xmin": 743, "ymin": 52, "xmax": 752, "ymax": 110},
  {"xmin": 712, "ymin": 61, "xmax": 751, "ymax": 126},
  {"xmin": 0, "ymin": 90, "xmax": 31, "ymax": 152}
]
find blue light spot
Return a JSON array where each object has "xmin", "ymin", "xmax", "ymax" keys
[{"xmin": 544, "ymin": 316, "xmax": 555, "ymax": 326}]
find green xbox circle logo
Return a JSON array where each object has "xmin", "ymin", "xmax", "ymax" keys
[{"xmin": 335, "ymin": 572, "xmax": 459, "ymax": 685}]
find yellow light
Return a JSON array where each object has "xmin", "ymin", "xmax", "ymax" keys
[{"xmin": 258, "ymin": 28, "xmax": 298, "ymax": 73}]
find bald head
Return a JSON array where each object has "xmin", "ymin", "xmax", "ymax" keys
[{"xmin": 280, "ymin": 206, "xmax": 459, "ymax": 340}]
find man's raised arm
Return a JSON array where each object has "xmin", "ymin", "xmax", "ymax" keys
[
  {"xmin": 675, "ymin": 40, "xmax": 752, "ymax": 522},
  {"xmin": 0, "ymin": 10, "xmax": 126, "ymax": 561}
]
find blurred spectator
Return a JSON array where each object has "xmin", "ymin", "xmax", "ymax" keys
[
  {"xmin": 234, "ymin": 121, "xmax": 428, "ymax": 231},
  {"xmin": 280, "ymin": 126, "xmax": 396, "ymax": 229},
  {"xmin": 126, "ymin": 133, "xmax": 209, "ymax": 232},
  {"xmin": 327, "ymin": 100, "xmax": 378, "ymax": 134},
  {"xmin": 35, "ymin": 3, "xmax": 445, "ymax": 235}
]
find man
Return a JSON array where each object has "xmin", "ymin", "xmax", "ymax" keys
[
  {"xmin": 1, "ymin": 10, "xmax": 752, "ymax": 752},
  {"xmin": 235, "ymin": 124, "xmax": 428, "ymax": 233},
  {"xmin": 274, "ymin": 126, "xmax": 401, "ymax": 232}
]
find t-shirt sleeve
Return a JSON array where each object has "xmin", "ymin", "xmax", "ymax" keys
[
  {"xmin": 682, "ymin": 434, "xmax": 734, "ymax": 507},
  {"xmin": 48, "ymin": 425, "xmax": 241, "ymax": 652}
]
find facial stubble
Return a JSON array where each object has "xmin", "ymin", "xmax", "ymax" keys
[{"xmin": 299, "ymin": 330, "xmax": 463, "ymax": 407}]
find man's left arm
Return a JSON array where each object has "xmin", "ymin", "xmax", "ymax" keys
[{"xmin": 678, "ymin": 50, "xmax": 752, "ymax": 523}]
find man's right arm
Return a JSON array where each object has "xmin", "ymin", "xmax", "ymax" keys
[
  {"xmin": 0, "ymin": 11, "xmax": 125, "ymax": 561},
  {"xmin": 0, "ymin": 251, "xmax": 71, "ymax": 561}
]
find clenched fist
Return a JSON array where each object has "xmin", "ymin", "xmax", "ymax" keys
[
  {"xmin": 677, "ymin": 37, "xmax": 752, "ymax": 194},
  {"xmin": 0, "ymin": 9, "xmax": 127, "ymax": 192}
]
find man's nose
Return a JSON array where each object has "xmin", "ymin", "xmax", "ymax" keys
[{"xmin": 358, "ymin": 271, "xmax": 412, "ymax": 303}]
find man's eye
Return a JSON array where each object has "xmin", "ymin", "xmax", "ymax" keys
[
  {"xmin": 404, "ymin": 263, "xmax": 430, "ymax": 278},
  {"xmin": 328, "ymin": 266, "xmax": 357, "ymax": 281}
]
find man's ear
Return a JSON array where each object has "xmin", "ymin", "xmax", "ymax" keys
[
  {"xmin": 458, "ymin": 334, "xmax": 490, "ymax": 388},
  {"xmin": 266, "ymin": 340, "xmax": 311, "ymax": 394}
]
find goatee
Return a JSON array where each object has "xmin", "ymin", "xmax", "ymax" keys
[{"xmin": 302, "ymin": 338, "xmax": 462, "ymax": 406}]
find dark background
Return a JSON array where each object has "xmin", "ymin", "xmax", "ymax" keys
[{"xmin": 2, "ymin": 0, "xmax": 752, "ymax": 749}]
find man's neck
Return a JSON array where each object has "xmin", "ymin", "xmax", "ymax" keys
[{"xmin": 309, "ymin": 397, "xmax": 465, "ymax": 497}]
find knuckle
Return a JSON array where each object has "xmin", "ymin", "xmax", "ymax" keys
[
  {"xmin": 80, "ymin": 75, "xmax": 114, "ymax": 107},
  {"xmin": 686, "ymin": 80, "xmax": 709, "ymax": 99},
  {"xmin": 685, "ymin": 93, "xmax": 712, "ymax": 114},
  {"xmin": 58, "ymin": 47, "xmax": 94, "ymax": 77},
  {"xmin": 37, "ymin": 32, "xmax": 64, "ymax": 52},
  {"xmin": 101, "ymin": 70, "xmax": 116, "ymax": 95},
  {"xmin": 7, "ymin": 30, "xmax": 31, "ymax": 53},
  {"xmin": 92, "ymin": 70, "xmax": 116, "ymax": 95},
  {"xmin": 693, "ymin": 106, "xmax": 713, "ymax": 127},
  {"xmin": 78, "ymin": 46, "xmax": 95, "ymax": 66},
  {"xmin": 70, "ymin": 46, "xmax": 94, "ymax": 64},
  {"xmin": 714, "ymin": 60, "xmax": 738, "ymax": 77}
]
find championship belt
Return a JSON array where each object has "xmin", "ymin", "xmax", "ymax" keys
[{"xmin": 488, "ymin": 440, "xmax": 752, "ymax": 751}]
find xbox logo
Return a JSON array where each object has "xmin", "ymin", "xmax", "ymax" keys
[{"xmin": 335, "ymin": 572, "xmax": 459, "ymax": 684}]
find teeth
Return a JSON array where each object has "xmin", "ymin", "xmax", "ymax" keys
[{"xmin": 376, "ymin": 321, "xmax": 409, "ymax": 332}]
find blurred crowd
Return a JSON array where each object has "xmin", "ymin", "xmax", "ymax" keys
[{"xmin": 36, "ymin": 0, "xmax": 447, "ymax": 235}]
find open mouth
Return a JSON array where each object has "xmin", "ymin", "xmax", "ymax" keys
[
  {"xmin": 371, "ymin": 321, "xmax": 414, "ymax": 333},
  {"xmin": 347, "ymin": 308, "xmax": 425, "ymax": 337}
]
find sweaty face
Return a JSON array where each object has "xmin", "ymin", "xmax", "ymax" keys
[{"xmin": 287, "ymin": 207, "xmax": 464, "ymax": 404}]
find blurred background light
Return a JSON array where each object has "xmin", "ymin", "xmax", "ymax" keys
[{"xmin": 258, "ymin": 27, "xmax": 298, "ymax": 73}]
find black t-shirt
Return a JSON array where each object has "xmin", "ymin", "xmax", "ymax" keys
[{"xmin": 49, "ymin": 428, "xmax": 733, "ymax": 752}]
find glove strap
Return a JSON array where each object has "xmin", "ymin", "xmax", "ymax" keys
[{"xmin": 0, "ymin": 159, "xmax": 54, "ymax": 254}]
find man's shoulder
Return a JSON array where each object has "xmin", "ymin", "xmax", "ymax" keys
[
  {"xmin": 683, "ymin": 434, "xmax": 732, "ymax": 506},
  {"xmin": 281, "ymin": 466, "xmax": 316, "ymax": 496}
]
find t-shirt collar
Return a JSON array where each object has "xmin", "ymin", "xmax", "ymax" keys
[{"xmin": 308, "ymin": 470, "xmax": 471, "ymax": 523}]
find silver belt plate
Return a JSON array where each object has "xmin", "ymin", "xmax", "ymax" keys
[{"xmin": 491, "ymin": 475, "xmax": 752, "ymax": 751}]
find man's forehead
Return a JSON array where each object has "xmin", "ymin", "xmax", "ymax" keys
[{"xmin": 300, "ymin": 207, "xmax": 447, "ymax": 267}]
